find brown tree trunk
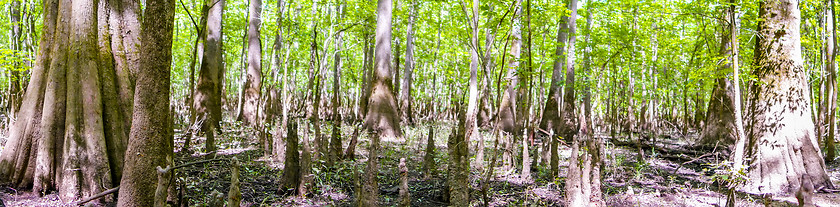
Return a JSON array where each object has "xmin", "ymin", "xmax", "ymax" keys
[
  {"xmin": 700, "ymin": 14, "xmax": 739, "ymax": 146},
  {"xmin": 279, "ymin": 120, "xmax": 301, "ymax": 194},
  {"xmin": 739, "ymin": 0, "xmax": 835, "ymax": 194},
  {"xmin": 8, "ymin": 0, "xmax": 23, "ymax": 119},
  {"xmin": 359, "ymin": 1, "xmax": 397, "ymax": 205},
  {"xmin": 448, "ymin": 105, "xmax": 469, "ymax": 207},
  {"xmin": 272, "ymin": 0, "xmax": 287, "ymax": 161},
  {"xmin": 497, "ymin": 0, "xmax": 522, "ymax": 172},
  {"xmin": 0, "ymin": 0, "xmax": 139, "ymax": 202},
  {"xmin": 400, "ymin": 3, "xmax": 416, "ymax": 125},
  {"xmin": 183, "ymin": 0, "xmax": 209, "ymax": 152},
  {"xmin": 364, "ymin": 0, "xmax": 402, "ymax": 140},
  {"xmin": 328, "ymin": 2, "xmax": 346, "ymax": 166},
  {"xmin": 117, "ymin": 0, "xmax": 175, "ymax": 205},
  {"xmin": 824, "ymin": 0, "xmax": 837, "ymax": 162},
  {"xmin": 242, "ymin": 0, "xmax": 262, "ymax": 127},
  {"xmin": 193, "ymin": 0, "xmax": 225, "ymax": 153},
  {"xmin": 541, "ymin": 1, "xmax": 568, "ymax": 178}
]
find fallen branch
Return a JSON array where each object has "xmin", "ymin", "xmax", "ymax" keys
[
  {"xmin": 672, "ymin": 153, "xmax": 716, "ymax": 174},
  {"xmin": 173, "ymin": 158, "xmax": 228, "ymax": 170},
  {"xmin": 73, "ymin": 186, "xmax": 120, "ymax": 206}
]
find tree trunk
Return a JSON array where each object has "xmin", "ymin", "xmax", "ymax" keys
[
  {"xmin": 272, "ymin": 0, "xmax": 286, "ymax": 160},
  {"xmin": 8, "ymin": 0, "xmax": 23, "ymax": 119},
  {"xmin": 0, "ymin": 0, "xmax": 139, "ymax": 201},
  {"xmin": 739, "ymin": 0, "xmax": 835, "ymax": 194},
  {"xmin": 699, "ymin": 78, "xmax": 737, "ymax": 146},
  {"xmin": 364, "ymin": 0, "xmax": 402, "ymax": 140},
  {"xmin": 279, "ymin": 120, "xmax": 300, "ymax": 193},
  {"xmin": 449, "ymin": 0, "xmax": 480, "ymax": 205},
  {"xmin": 559, "ymin": 0, "xmax": 579, "ymax": 145},
  {"xmin": 565, "ymin": 111, "xmax": 604, "ymax": 206},
  {"xmin": 242, "ymin": 0, "xmax": 263, "ymax": 127},
  {"xmin": 193, "ymin": 0, "xmax": 225, "ymax": 153},
  {"xmin": 497, "ymin": 0, "xmax": 521, "ymax": 135},
  {"xmin": 448, "ymin": 105, "xmax": 469, "ymax": 207},
  {"xmin": 117, "ymin": 0, "xmax": 175, "ymax": 205},
  {"xmin": 497, "ymin": 0, "xmax": 522, "ymax": 172},
  {"xmin": 541, "ymin": 1, "xmax": 568, "ymax": 178},
  {"xmin": 329, "ymin": 2, "xmax": 346, "ymax": 166},
  {"xmin": 183, "ymin": 0, "xmax": 209, "ymax": 152},
  {"xmin": 700, "ymin": 14, "xmax": 739, "ymax": 146},
  {"xmin": 824, "ymin": 0, "xmax": 837, "ymax": 162},
  {"xmin": 400, "ymin": 3, "xmax": 416, "ymax": 125},
  {"xmin": 359, "ymin": 1, "xmax": 397, "ymax": 205}
]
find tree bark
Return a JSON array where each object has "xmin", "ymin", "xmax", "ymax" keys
[
  {"xmin": 700, "ymin": 10, "xmax": 739, "ymax": 146},
  {"xmin": 279, "ymin": 120, "xmax": 301, "ymax": 194},
  {"xmin": 541, "ymin": 1, "xmax": 568, "ymax": 178},
  {"xmin": 400, "ymin": 3, "xmax": 416, "ymax": 125},
  {"xmin": 193, "ymin": 0, "xmax": 225, "ymax": 153},
  {"xmin": 739, "ymin": 0, "xmax": 835, "ymax": 194},
  {"xmin": 364, "ymin": 0, "xmax": 402, "ymax": 140},
  {"xmin": 329, "ymin": 2, "xmax": 346, "ymax": 166},
  {"xmin": 0, "ymin": 0, "xmax": 140, "ymax": 201},
  {"xmin": 242, "ymin": 0, "xmax": 263, "ymax": 127},
  {"xmin": 824, "ymin": 0, "xmax": 837, "ymax": 162},
  {"xmin": 117, "ymin": 0, "xmax": 175, "ymax": 205}
]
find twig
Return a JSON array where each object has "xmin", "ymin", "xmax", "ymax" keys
[
  {"xmin": 72, "ymin": 186, "xmax": 120, "ymax": 206},
  {"xmin": 672, "ymin": 153, "xmax": 716, "ymax": 174},
  {"xmin": 173, "ymin": 158, "xmax": 228, "ymax": 170}
]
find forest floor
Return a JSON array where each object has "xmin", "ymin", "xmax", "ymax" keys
[{"xmin": 2, "ymin": 120, "xmax": 840, "ymax": 206}]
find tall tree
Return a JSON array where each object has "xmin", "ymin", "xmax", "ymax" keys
[
  {"xmin": 364, "ymin": 0, "xmax": 402, "ymax": 139},
  {"xmin": 8, "ymin": 0, "xmax": 23, "ymax": 119},
  {"xmin": 737, "ymin": 0, "xmax": 835, "ymax": 194},
  {"xmin": 360, "ymin": 0, "xmax": 398, "ymax": 206},
  {"xmin": 400, "ymin": 2, "xmax": 416, "ymax": 125},
  {"xmin": 699, "ymin": 6, "xmax": 739, "ymax": 147},
  {"xmin": 449, "ymin": 0, "xmax": 480, "ymax": 205},
  {"xmin": 242, "ymin": 0, "xmax": 263, "ymax": 127},
  {"xmin": 823, "ymin": 0, "xmax": 838, "ymax": 162},
  {"xmin": 271, "ymin": 0, "xmax": 287, "ymax": 160},
  {"xmin": 0, "ymin": 0, "xmax": 139, "ymax": 200},
  {"xmin": 541, "ymin": 0, "xmax": 569, "ymax": 178},
  {"xmin": 329, "ymin": 1, "xmax": 346, "ymax": 166},
  {"xmin": 116, "ymin": 0, "xmax": 176, "ymax": 205},
  {"xmin": 497, "ymin": 0, "xmax": 522, "ymax": 171},
  {"xmin": 193, "ymin": 0, "xmax": 225, "ymax": 153}
]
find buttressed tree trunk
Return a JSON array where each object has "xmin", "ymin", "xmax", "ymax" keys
[
  {"xmin": 242, "ymin": 0, "xmax": 263, "ymax": 127},
  {"xmin": 700, "ymin": 17, "xmax": 738, "ymax": 146},
  {"xmin": 193, "ymin": 0, "xmax": 225, "ymax": 153},
  {"xmin": 541, "ymin": 3, "xmax": 568, "ymax": 178},
  {"xmin": 559, "ymin": 0, "xmax": 579, "ymax": 141},
  {"xmin": 739, "ymin": 0, "xmax": 835, "ymax": 194},
  {"xmin": 365, "ymin": 0, "xmax": 402, "ymax": 140},
  {"xmin": 497, "ymin": 0, "xmax": 521, "ymax": 135},
  {"xmin": 0, "ymin": 0, "xmax": 140, "ymax": 201},
  {"xmin": 117, "ymin": 0, "xmax": 175, "ymax": 205}
]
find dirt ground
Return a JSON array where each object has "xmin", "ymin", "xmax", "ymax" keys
[{"xmin": 2, "ymin": 122, "xmax": 840, "ymax": 207}]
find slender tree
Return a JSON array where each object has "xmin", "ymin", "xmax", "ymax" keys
[
  {"xmin": 400, "ymin": 2, "xmax": 416, "ymax": 125},
  {"xmin": 242, "ymin": 0, "xmax": 263, "ymax": 127},
  {"xmin": 117, "ymin": 0, "xmax": 176, "ymax": 205},
  {"xmin": 193, "ymin": 0, "xmax": 225, "ymax": 153},
  {"xmin": 824, "ymin": 0, "xmax": 838, "ymax": 162},
  {"xmin": 541, "ymin": 0, "xmax": 569, "ymax": 178}
]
